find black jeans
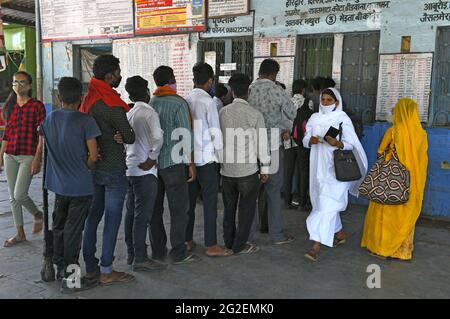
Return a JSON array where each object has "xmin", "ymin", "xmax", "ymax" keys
[
  {"xmin": 52, "ymin": 194, "xmax": 92, "ymax": 276},
  {"xmin": 222, "ymin": 173, "xmax": 260, "ymax": 253},
  {"xmin": 186, "ymin": 163, "xmax": 219, "ymax": 247},
  {"xmin": 150, "ymin": 165, "xmax": 189, "ymax": 262},
  {"xmin": 284, "ymin": 147, "xmax": 300, "ymax": 204},
  {"xmin": 125, "ymin": 174, "xmax": 158, "ymax": 263},
  {"xmin": 297, "ymin": 147, "xmax": 311, "ymax": 207}
]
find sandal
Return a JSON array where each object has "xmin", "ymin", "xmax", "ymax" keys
[
  {"xmin": 32, "ymin": 212, "xmax": 44, "ymax": 235},
  {"xmin": 237, "ymin": 244, "xmax": 259, "ymax": 255},
  {"xmin": 304, "ymin": 249, "xmax": 319, "ymax": 262},
  {"xmin": 333, "ymin": 237, "xmax": 346, "ymax": 248},
  {"xmin": 4, "ymin": 235, "xmax": 26, "ymax": 247},
  {"xmin": 99, "ymin": 271, "xmax": 135, "ymax": 286}
]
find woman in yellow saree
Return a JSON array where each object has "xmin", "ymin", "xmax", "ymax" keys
[{"xmin": 361, "ymin": 98, "xmax": 428, "ymax": 260}]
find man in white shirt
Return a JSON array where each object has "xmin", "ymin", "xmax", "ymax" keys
[
  {"xmin": 185, "ymin": 62, "xmax": 231, "ymax": 257},
  {"xmin": 123, "ymin": 76, "xmax": 167, "ymax": 271}
]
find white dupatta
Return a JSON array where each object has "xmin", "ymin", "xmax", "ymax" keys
[{"xmin": 305, "ymin": 88, "xmax": 368, "ymax": 196}]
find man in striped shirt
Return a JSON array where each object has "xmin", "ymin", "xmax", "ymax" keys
[{"xmin": 149, "ymin": 66, "xmax": 200, "ymax": 265}]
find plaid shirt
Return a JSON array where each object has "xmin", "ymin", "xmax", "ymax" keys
[{"xmin": 3, "ymin": 99, "xmax": 46, "ymax": 156}]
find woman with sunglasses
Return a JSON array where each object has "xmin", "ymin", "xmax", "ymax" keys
[{"xmin": 0, "ymin": 71, "xmax": 46, "ymax": 247}]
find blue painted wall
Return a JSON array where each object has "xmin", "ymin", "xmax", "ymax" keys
[{"xmin": 351, "ymin": 124, "xmax": 450, "ymax": 218}]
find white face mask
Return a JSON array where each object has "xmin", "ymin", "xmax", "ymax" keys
[{"xmin": 320, "ymin": 103, "xmax": 336, "ymax": 114}]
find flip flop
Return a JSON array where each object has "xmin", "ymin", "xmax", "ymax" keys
[
  {"xmin": 333, "ymin": 237, "xmax": 346, "ymax": 248},
  {"xmin": 205, "ymin": 247, "xmax": 234, "ymax": 257},
  {"xmin": 304, "ymin": 249, "xmax": 319, "ymax": 262},
  {"xmin": 3, "ymin": 235, "xmax": 26, "ymax": 247}
]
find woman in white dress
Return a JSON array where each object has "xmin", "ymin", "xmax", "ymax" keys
[{"xmin": 302, "ymin": 88, "xmax": 368, "ymax": 261}]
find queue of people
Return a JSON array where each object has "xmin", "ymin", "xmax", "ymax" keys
[{"xmin": 0, "ymin": 55, "xmax": 429, "ymax": 293}]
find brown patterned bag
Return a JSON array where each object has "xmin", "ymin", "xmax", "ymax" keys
[{"xmin": 358, "ymin": 147, "xmax": 410, "ymax": 205}]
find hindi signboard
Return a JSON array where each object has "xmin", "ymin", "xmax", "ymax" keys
[
  {"xmin": 208, "ymin": 0, "xmax": 249, "ymax": 18},
  {"xmin": 135, "ymin": 0, "xmax": 206, "ymax": 35}
]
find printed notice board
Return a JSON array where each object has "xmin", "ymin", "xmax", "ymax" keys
[
  {"xmin": 113, "ymin": 34, "xmax": 195, "ymax": 100},
  {"xmin": 376, "ymin": 53, "xmax": 433, "ymax": 122},
  {"xmin": 40, "ymin": 0, "xmax": 134, "ymax": 41}
]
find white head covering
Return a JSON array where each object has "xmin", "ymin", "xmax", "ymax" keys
[
  {"xmin": 319, "ymin": 87, "xmax": 344, "ymax": 114},
  {"xmin": 307, "ymin": 87, "xmax": 368, "ymax": 196}
]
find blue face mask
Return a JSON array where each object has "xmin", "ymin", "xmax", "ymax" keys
[{"xmin": 208, "ymin": 84, "xmax": 216, "ymax": 98}]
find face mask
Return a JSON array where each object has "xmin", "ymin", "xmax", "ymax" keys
[
  {"xmin": 12, "ymin": 83, "xmax": 31, "ymax": 96},
  {"xmin": 112, "ymin": 75, "xmax": 122, "ymax": 88},
  {"xmin": 320, "ymin": 103, "xmax": 336, "ymax": 114},
  {"xmin": 168, "ymin": 83, "xmax": 177, "ymax": 92},
  {"xmin": 207, "ymin": 83, "xmax": 216, "ymax": 97}
]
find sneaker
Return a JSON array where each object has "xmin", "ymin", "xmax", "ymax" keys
[
  {"xmin": 60, "ymin": 277, "xmax": 98, "ymax": 294},
  {"xmin": 133, "ymin": 258, "xmax": 168, "ymax": 271},
  {"xmin": 273, "ymin": 235, "xmax": 295, "ymax": 245},
  {"xmin": 83, "ymin": 266, "xmax": 100, "ymax": 281},
  {"xmin": 172, "ymin": 254, "xmax": 201, "ymax": 265},
  {"xmin": 292, "ymin": 199, "xmax": 300, "ymax": 206}
]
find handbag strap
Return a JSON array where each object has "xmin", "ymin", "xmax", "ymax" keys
[{"xmin": 338, "ymin": 122, "xmax": 343, "ymax": 142}]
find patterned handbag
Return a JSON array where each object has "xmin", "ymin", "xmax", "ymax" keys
[{"xmin": 358, "ymin": 146, "xmax": 410, "ymax": 205}]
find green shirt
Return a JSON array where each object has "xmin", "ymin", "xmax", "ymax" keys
[{"xmin": 151, "ymin": 95, "xmax": 193, "ymax": 170}]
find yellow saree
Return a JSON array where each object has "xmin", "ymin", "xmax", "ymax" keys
[{"xmin": 361, "ymin": 99, "xmax": 428, "ymax": 260}]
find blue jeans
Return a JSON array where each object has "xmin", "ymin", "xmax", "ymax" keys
[
  {"xmin": 125, "ymin": 174, "xmax": 158, "ymax": 263},
  {"xmin": 83, "ymin": 170, "xmax": 127, "ymax": 274}
]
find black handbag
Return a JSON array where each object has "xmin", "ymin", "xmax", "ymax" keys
[{"xmin": 333, "ymin": 123, "xmax": 362, "ymax": 182}]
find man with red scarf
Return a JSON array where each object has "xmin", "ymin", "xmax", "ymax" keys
[{"xmin": 80, "ymin": 55, "xmax": 135, "ymax": 286}]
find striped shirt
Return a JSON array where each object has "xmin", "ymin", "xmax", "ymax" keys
[{"xmin": 150, "ymin": 94, "xmax": 193, "ymax": 170}]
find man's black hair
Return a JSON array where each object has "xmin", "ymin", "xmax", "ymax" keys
[
  {"xmin": 193, "ymin": 62, "xmax": 214, "ymax": 86},
  {"xmin": 228, "ymin": 73, "xmax": 252, "ymax": 98},
  {"xmin": 258, "ymin": 59, "xmax": 280, "ymax": 77},
  {"xmin": 153, "ymin": 66, "xmax": 175, "ymax": 87},
  {"xmin": 93, "ymin": 55, "xmax": 120, "ymax": 80},
  {"xmin": 215, "ymin": 84, "xmax": 228, "ymax": 98},
  {"xmin": 312, "ymin": 76, "xmax": 325, "ymax": 91},
  {"xmin": 322, "ymin": 77, "xmax": 336, "ymax": 89},
  {"xmin": 125, "ymin": 76, "xmax": 149, "ymax": 101},
  {"xmin": 58, "ymin": 77, "xmax": 82, "ymax": 104},
  {"xmin": 292, "ymin": 79, "xmax": 307, "ymax": 95}
]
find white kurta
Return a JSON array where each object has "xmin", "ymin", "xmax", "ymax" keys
[{"xmin": 302, "ymin": 88, "xmax": 368, "ymax": 247}]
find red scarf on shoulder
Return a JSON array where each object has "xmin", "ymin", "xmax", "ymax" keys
[{"xmin": 80, "ymin": 77, "xmax": 130, "ymax": 113}]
